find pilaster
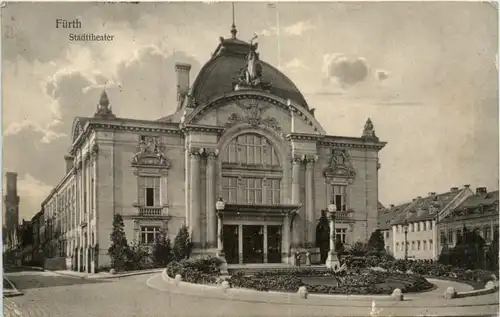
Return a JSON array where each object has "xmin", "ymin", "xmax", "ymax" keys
[{"xmin": 305, "ymin": 154, "xmax": 318, "ymax": 248}]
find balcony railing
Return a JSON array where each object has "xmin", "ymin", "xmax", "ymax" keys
[
  {"xmin": 139, "ymin": 206, "xmax": 164, "ymax": 216},
  {"xmin": 335, "ymin": 210, "xmax": 354, "ymax": 221}
]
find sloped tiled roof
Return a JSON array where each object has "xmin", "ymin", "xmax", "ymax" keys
[
  {"xmin": 391, "ymin": 189, "xmax": 466, "ymax": 225},
  {"xmin": 377, "ymin": 202, "xmax": 414, "ymax": 230},
  {"xmin": 441, "ymin": 190, "xmax": 499, "ymax": 222},
  {"xmin": 459, "ymin": 190, "xmax": 499, "ymax": 209}
]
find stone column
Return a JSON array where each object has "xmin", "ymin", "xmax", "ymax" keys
[
  {"xmin": 263, "ymin": 225, "xmax": 268, "ymax": 263},
  {"xmin": 189, "ymin": 147, "xmax": 202, "ymax": 248},
  {"xmin": 206, "ymin": 149, "xmax": 217, "ymax": 249},
  {"xmin": 282, "ymin": 215, "xmax": 290, "ymax": 263},
  {"xmin": 238, "ymin": 225, "xmax": 243, "ymax": 264},
  {"xmin": 291, "ymin": 155, "xmax": 302, "ymax": 248},
  {"xmin": 305, "ymin": 155, "xmax": 317, "ymax": 248}
]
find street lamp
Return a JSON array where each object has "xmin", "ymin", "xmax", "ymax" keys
[
  {"xmin": 325, "ymin": 201, "xmax": 340, "ymax": 269},
  {"xmin": 215, "ymin": 197, "xmax": 225, "ymax": 257},
  {"xmin": 403, "ymin": 220, "xmax": 409, "ymax": 262}
]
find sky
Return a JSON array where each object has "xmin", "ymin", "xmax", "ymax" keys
[{"xmin": 1, "ymin": 2, "xmax": 498, "ymax": 222}]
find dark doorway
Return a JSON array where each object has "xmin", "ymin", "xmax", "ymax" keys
[
  {"xmin": 243, "ymin": 225, "xmax": 264, "ymax": 263},
  {"xmin": 316, "ymin": 210, "xmax": 330, "ymax": 263},
  {"xmin": 267, "ymin": 225, "xmax": 282, "ymax": 263},
  {"xmin": 223, "ymin": 225, "xmax": 239, "ymax": 264}
]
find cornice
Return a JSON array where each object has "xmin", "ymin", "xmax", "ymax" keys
[
  {"xmin": 181, "ymin": 124, "xmax": 225, "ymax": 134},
  {"xmin": 319, "ymin": 139, "xmax": 387, "ymax": 150},
  {"xmin": 286, "ymin": 133, "xmax": 324, "ymax": 141}
]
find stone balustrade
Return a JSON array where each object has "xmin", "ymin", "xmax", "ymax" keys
[{"xmin": 139, "ymin": 206, "xmax": 164, "ymax": 216}]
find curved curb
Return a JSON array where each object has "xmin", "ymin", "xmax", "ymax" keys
[
  {"xmin": 3, "ymin": 277, "xmax": 23, "ymax": 298},
  {"xmin": 157, "ymin": 269, "xmax": 499, "ymax": 309}
]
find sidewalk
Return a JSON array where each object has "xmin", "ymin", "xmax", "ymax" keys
[
  {"xmin": 3, "ymin": 277, "xmax": 23, "ymax": 298},
  {"xmin": 50, "ymin": 268, "xmax": 163, "ymax": 279}
]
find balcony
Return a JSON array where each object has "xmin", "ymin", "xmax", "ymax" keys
[
  {"xmin": 335, "ymin": 210, "xmax": 355, "ymax": 222},
  {"xmin": 139, "ymin": 206, "xmax": 164, "ymax": 217}
]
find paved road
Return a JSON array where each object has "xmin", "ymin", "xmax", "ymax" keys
[{"xmin": 3, "ymin": 269, "xmax": 499, "ymax": 317}]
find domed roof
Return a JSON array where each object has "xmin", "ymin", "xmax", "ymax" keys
[{"xmin": 187, "ymin": 36, "xmax": 309, "ymax": 109}]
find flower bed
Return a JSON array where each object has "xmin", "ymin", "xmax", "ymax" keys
[
  {"xmin": 229, "ymin": 269, "xmax": 433, "ymax": 295},
  {"xmin": 166, "ymin": 257, "xmax": 223, "ymax": 284}
]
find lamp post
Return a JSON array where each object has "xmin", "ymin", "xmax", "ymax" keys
[
  {"xmin": 403, "ymin": 220, "xmax": 409, "ymax": 262},
  {"xmin": 325, "ymin": 201, "xmax": 340, "ymax": 269},
  {"xmin": 215, "ymin": 197, "xmax": 229, "ymax": 275}
]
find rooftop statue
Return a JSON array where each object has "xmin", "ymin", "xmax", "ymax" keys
[{"xmin": 234, "ymin": 34, "xmax": 271, "ymax": 91}]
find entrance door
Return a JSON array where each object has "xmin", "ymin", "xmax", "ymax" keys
[
  {"xmin": 223, "ymin": 225, "xmax": 239, "ymax": 264},
  {"xmin": 267, "ymin": 225, "xmax": 282, "ymax": 263},
  {"xmin": 243, "ymin": 225, "xmax": 264, "ymax": 263}
]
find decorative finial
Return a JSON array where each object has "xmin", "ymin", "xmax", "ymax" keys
[
  {"xmin": 94, "ymin": 89, "xmax": 116, "ymax": 119},
  {"xmin": 99, "ymin": 90, "xmax": 110, "ymax": 108},
  {"xmin": 230, "ymin": 2, "xmax": 237, "ymax": 39},
  {"xmin": 362, "ymin": 117, "xmax": 377, "ymax": 140}
]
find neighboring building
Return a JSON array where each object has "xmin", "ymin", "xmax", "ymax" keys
[
  {"xmin": 31, "ymin": 209, "xmax": 45, "ymax": 265},
  {"xmin": 40, "ymin": 24, "xmax": 387, "ymax": 273},
  {"xmin": 377, "ymin": 202, "xmax": 412, "ymax": 254},
  {"xmin": 389, "ymin": 186, "xmax": 474, "ymax": 260},
  {"xmin": 437, "ymin": 187, "xmax": 499, "ymax": 251},
  {"xmin": 3, "ymin": 172, "xmax": 20, "ymax": 251}
]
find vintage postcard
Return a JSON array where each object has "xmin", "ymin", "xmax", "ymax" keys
[{"xmin": 1, "ymin": 1, "xmax": 499, "ymax": 317}]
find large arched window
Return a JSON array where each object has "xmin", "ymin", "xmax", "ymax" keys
[
  {"xmin": 221, "ymin": 133, "xmax": 282, "ymax": 205},
  {"xmin": 221, "ymin": 134, "xmax": 280, "ymax": 166}
]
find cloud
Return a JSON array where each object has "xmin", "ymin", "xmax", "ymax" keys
[
  {"xmin": 283, "ymin": 20, "xmax": 316, "ymax": 36},
  {"xmin": 257, "ymin": 27, "xmax": 277, "ymax": 37},
  {"xmin": 16, "ymin": 174, "xmax": 53, "ymax": 220},
  {"xmin": 283, "ymin": 58, "xmax": 309, "ymax": 72},
  {"xmin": 323, "ymin": 53, "xmax": 370, "ymax": 86},
  {"xmin": 375, "ymin": 69, "xmax": 390, "ymax": 81},
  {"xmin": 4, "ymin": 120, "xmax": 67, "ymax": 143}
]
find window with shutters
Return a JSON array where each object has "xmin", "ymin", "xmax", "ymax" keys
[{"xmin": 139, "ymin": 176, "xmax": 161, "ymax": 207}]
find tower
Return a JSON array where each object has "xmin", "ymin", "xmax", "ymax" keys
[{"xmin": 4, "ymin": 172, "xmax": 20, "ymax": 240}]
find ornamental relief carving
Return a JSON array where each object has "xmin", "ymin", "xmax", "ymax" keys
[
  {"xmin": 323, "ymin": 148, "xmax": 356, "ymax": 179},
  {"xmin": 132, "ymin": 135, "xmax": 170, "ymax": 168},
  {"xmin": 224, "ymin": 99, "xmax": 283, "ymax": 135}
]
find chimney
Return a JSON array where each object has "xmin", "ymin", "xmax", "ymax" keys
[
  {"xmin": 450, "ymin": 187, "xmax": 459, "ymax": 192},
  {"xmin": 417, "ymin": 196, "xmax": 422, "ymax": 199},
  {"xmin": 389, "ymin": 204, "xmax": 395, "ymax": 208},
  {"xmin": 175, "ymin": 63, "xmax": 191, "ymax": 103},
  {"xmin": 412, "ymin": 198, "xmax": 416, "ymax": 202},
  {"xmin": 428, "ymin": 192, "xmax": 436, "ymax": 196},
  {"xmin": 463, "ymin": 184, "xmax": 470, "ymax": 188},
  {"xmin": 5, "ymin": 172, "xmax": 17, "ymax": 197},
  {"xmin": 64, "ymin": 155, "xmax": 74, "ymax": 174},
  {"xmin": 476, "ymin": 187, "xmax": 488, "ymax": 198}
]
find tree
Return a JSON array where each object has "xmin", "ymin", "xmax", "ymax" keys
[
  {"xmin": 367, "ymin": 229, "xmax": 385, "ymax": 256},
  {"xmin": 449, "ymin": 226, "xmax": 486, "ymax": 269},
  {"xmin": 172, "ymin": 225, "xmax": 192, "ymax": 261},
  {"xmin": 108, "ymin": 214, "xmax": 130, "ymax": 271},
  {"xmin": 152, "ymin": 229, "xmax": 172, "ymax": 266},
  {"xmin": 316, "ymin": 211, "xmax": 330, "ymax": 263},
  {"xmin": 487, "ymin": 229, "xmax": 499, "ymax": 271}
]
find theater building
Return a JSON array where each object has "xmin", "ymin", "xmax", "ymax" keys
[{"xmin": 41, "ymin": 26, "xmax": 386, "ymax": 272}]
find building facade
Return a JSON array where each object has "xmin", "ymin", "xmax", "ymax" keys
[
  {"xmin": 3, "ymin": 172, "xmax": 20, "ymax": 251},
  {"xmin": 437, "ymin": 187, "xmax": 499, "ymax": 251},
  {"xmin": 385, "ymin": 186, "xmax": 474, "ymax": 260},
  {"xmin": 41, "ymin": 27, "xmax": 386, "ymax": 272}
]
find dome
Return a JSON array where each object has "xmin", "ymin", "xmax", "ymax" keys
[{"xmin": 187, "ymin": 37, "xmax": 309, "ymax": 109}]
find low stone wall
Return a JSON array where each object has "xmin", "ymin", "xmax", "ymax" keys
[
  {"xmin": 161, "ymin": 269, "xmax": 405, "ymax": 305},
  {"xmin": 44, "ymin": 257, "xmax": 67, "ymax": 270},
  {"xmin": 444, "ymin": 281, "xmax": 499, "ymax": 300}
]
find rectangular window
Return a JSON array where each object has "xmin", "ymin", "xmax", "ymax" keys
[
  {"xmin": 448, "ymin": 229, "xmax": 454, "ymax": 244},
  {"xmin": 140, "ymin": 226, "xmax": 161, "ymax": 244},
  {"xmin": 332, "ymin": 185, "xmax": 347, "ymax": 211},
  {"xmin": 245, "ymin": 178, "xmax": 263, "ymax": 204},
  {"xmin": 335, "ymin": 228, "xmax": 347, "ymax": 243},
  {"xmin": 396, "ymin": 242, "xmax": 399, "ymax": 251},
  {"xmin": 411, "ymin": 241, "xmax": 415, "ymax": 250},
  {"xmin": 396, "ymin": 226, "xmax": 399, "ymax": 233},
  {"xmin": 429, "ymin": 222, "xmax": 433, "ymax": 230},
  {"xmin": 440, "ymin": 230, "xmax": 446, "ymax": 245},
  {"xmin": 410, "ymin": 223, "xmax": 414, "ymax": 232},
  {"xmin": 416, "ymin": 222, "xmax": 420, "ymax": 231},
  {"xmin": 423, "ymin": 240, "xmax": 427, "ymax": 250},
  {"xmin": 222, "ymin": 177, "xmax": 238, "ymax": 203},
  {"xmin": 483, "ymin": 227, "xmax": 491, "ymax": 241},
  {"xmin": 456, "ymin": 229, "xmax": 462, "ymax": 244},
  {"xmin": 267, "ymin": 179, "xmax": 281, "ymax": 205},
  {"xmin": 140, "ymin": 176, "xmax": 161, "ymax": 207},
  {"xmin": 417, "ymin": 241, "xmax": 421, "ymax": 250}
]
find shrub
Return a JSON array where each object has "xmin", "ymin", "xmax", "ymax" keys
[
  {"xmin": 166, "ymin": 256, "xmax": 223, "ymax": 284},
  {"xmin": 152, "ymin": 230, "xmax": 172, "ymax": 266},
  {"xmin": 172, "ymin": 225, "xmax": 192, "ymax": 261},
  {"xmin": 108, "ymin": 214, "xmax": 130, "ymax": 271},
  {"xmin": 126, "ymin": 243, "xmax": 153, "ymax": 270}
]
